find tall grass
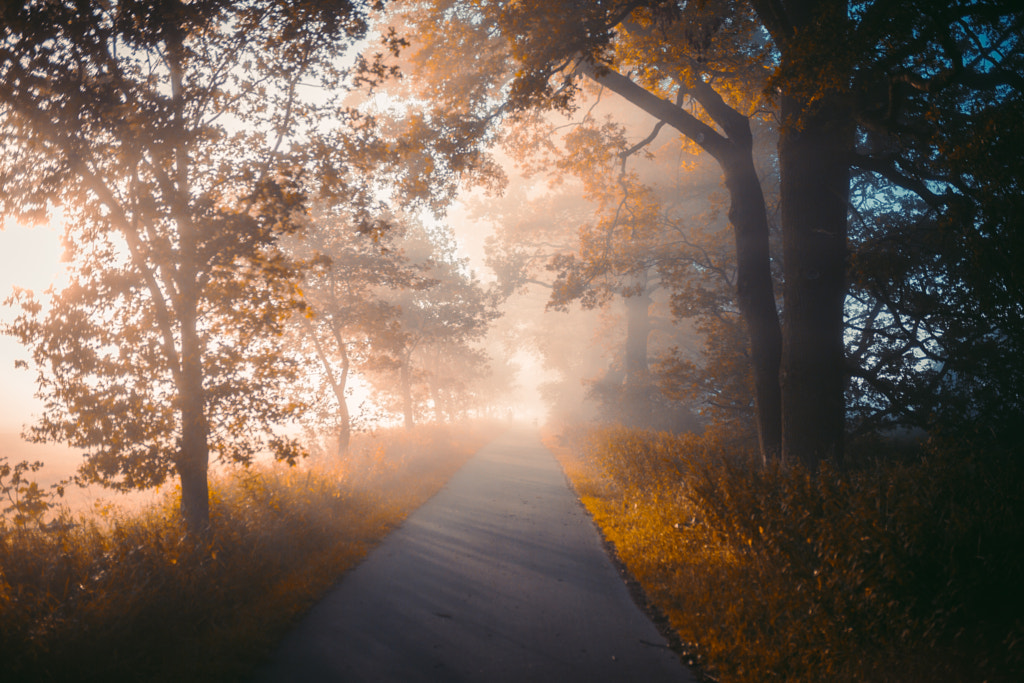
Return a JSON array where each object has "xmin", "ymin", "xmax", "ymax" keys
[
  {"xmin": 546, "ymin": 424, "xmax": 1024, "ymax": 682},
  {"xmin": 0, "ymin": 423, "xmax": 491, "ymax": 682}
]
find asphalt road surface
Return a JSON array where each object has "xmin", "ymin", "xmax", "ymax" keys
[{"xmin": 253, "ymin": 427, "xmax": 697, "ymax": 683}]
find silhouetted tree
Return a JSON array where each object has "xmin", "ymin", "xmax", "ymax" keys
[
  {"xmin": 0, "ymin": 0, "xmax": 389, "ymax": 533},
  {"xmin": 284, "ymin": 207, "xmax": 429, "ymax": 458}
]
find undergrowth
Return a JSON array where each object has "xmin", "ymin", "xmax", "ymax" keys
[
  {"xmin": 0, "ymin": 423, "xmax": 490, "ymax": 683},
  {"xmin": 546, "ymin": 423, "xmax": 1024, "ymax": 683}
]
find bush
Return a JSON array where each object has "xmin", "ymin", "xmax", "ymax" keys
[
  {"xmin": 551, "ymin": 423, "xmax": 1024, "ymax": 682},
  {"xmin": 0, "ymin": 423, "xmax": 489, "ymax": 682}
]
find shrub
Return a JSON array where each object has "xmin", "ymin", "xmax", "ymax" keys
[
  {"xmin": 551, "ymin": 423, "xmax": 1024, "ymax": 682},
  {"xmin": 0, "ymin": 423, "xmax": 489, "ymax": 682}
]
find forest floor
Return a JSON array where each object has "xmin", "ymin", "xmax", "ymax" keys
[{"xmin": 251, "ymin": 426, "xmax": 696, "ymax": 683}]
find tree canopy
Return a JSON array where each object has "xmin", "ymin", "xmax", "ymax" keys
[
  {"xmin": 393, "ymin": 0, "xmax": 1024, "ymax": 465},
  {"xmin": 0, "ymin": 0, "xmax": 1020, "ymax": 537},
  {"xmin": 0, "ymin": 0, "xmax": 390, "ymax": 532}
]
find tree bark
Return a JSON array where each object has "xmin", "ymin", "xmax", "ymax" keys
[
  {"xmin": 762, "ymin": 0, "xmax": 854, "ymax": 468},
  {"xmin": 622, "ymin": 280, "xmax": 658, "ymax": 429},
  {"xmin": 169, "ymin": 32, "xmax": 210, "ymax": 534},
  {"xmin": 324, "ymin": 323, "xmax": 352, "ymax": 459},
  {"xmin": 778, "ymin": 96, "xmax": 853, "ymax": 468},
  {"xmin": 178, "ymin": 388, "xmax": 210, "ymax": 534},
  {"xmin": 721, "ymin": 150, "xmax": 784, "ymax": 464},
  {"xmin": 177, "ymin": 291, "xmax": 211, "ymax": 535},
  {"xmin": 336, "ymin": 391, "xmax": 352, "ymax": 458}
]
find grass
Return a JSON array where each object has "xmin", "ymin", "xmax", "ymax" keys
[
  {"xmin": 544, "ymin": 423, "xmax": 1024, "ymax": 683},
  {"xmin": 0, "ymin": 423, "xmax": 492, "ymax": 683}
]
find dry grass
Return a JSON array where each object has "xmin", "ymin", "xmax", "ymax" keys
[
  {"xmin": 545, "ymin": 423, "xmax": 1024, "ymax": 683},
  {"xmin": 0, "ymin": 423, "xmax": 491, "ymax": 683}
]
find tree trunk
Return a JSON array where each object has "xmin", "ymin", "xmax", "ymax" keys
[
  {"xmin": 324, "ymin": 326, "xmax": 352, "ymax": 459},
  {"xmin": 587, "ymin": 66, "xmax": 783, "ymax": 463},
  {"xmin": 178, "ymin": 304, "xmax": 210, "ymax": 535},
  {"xmin": 431, "ymin": 382, "xmax": 445, "ymax": 423},
  {"xmin": 771, "ymin": 0, "xmax": 854, "ymax": 469},
  {"xmin": 336, "ymin": 395, "xmax": 351, "ymax": 459},
  {"xmin": 778, "ymin": 96, "xmax": 853, "ymax": 468},
  {"xmin": 167, "ymin": 28, "xmax": 210, "ymax": 535},
  {"xmin": 623, "ymin": 273, "xmax": 651, "ymax": 387},
  {"xmin": 621, "ymin": 282, "xmax": 658, "ymax": 428}
]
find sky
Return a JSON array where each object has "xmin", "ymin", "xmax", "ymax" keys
[
  {"xmin": 0, "ymin": 218, "xmax": 99, "ymax": 503},
  {"xmin": 0, "ymin": 217, "xmax": 66, "ymax": 432}
]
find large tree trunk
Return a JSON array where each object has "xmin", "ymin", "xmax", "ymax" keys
[
  {"xmin": 772, "ymin": 0, "xmax": 854, "ymax": 469},
  {"xmin": 178, "ymin": 303, "xmax": 211, "ymax": 535},
  {"xmin": 778, "ymin": 96, "xmax": 852, "ymax": 468}
]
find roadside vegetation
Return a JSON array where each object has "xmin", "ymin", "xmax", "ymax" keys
[
  {"xmin": 0, "ymin": 424, "xmax": 490, "ymax": 683},
  {"xmin": 547, "ymin": 424, "xmax": 1024, "ymax": 683}
]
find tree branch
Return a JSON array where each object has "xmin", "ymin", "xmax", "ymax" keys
[
  {"xmin": 851, "ymin": 153, "xmax": 947, "ymax": 209},
  {"xmin": 576, "ymin": 61, "xmax": 732, "ymax": 162}
]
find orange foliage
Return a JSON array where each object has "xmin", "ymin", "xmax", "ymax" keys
[
  {"xmin": 548, "ymin": 423, "xmax": 1024, "ymax": 682},
  {"xmin": 0, "ymin": 423, "xmax": 490, "ymax": 682}
]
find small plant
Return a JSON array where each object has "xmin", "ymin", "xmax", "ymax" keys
[{"xmin": 0, "ymin": 456, "xmax": 64, "ymax": 531}]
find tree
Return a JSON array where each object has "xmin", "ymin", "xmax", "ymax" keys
[
  {"xmin": 397, "ymin": 0, "xmax": 784, "ymax": 460},
  {"xmin": 362, "ymin": 223, "xmax": 500, "ymax": 428},
  {"xmin": 655, "ymin": 188, "xmax": 762, "ymax": 441},
  {"xmin": 542, "ymin": 116, "xmax": 722, "ymax": 431},
  {"xmin": 285, "ymin": 207, "xmax": 428, "ymax": 457},
  {"xmin": 0, "ymin": 0, "xmax": 385, "ymax": 533},
  {"xmin": 419, "ymin": 338, "xmax": 492, "ymax": 422},
  {"xmin": 840, "ymin": 1, "xmax": 1024, "ymax": 443},
  {"xmin": 395, "ymin": 0, "xmax": 1024, "ymax": 467}
]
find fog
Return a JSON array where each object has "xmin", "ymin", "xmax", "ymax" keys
[{"xmin": 0, "ymin": 76, "xmax": 726, "ymax": 511}]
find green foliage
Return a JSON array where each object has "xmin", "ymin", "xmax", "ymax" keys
[
  {"xmin": 558, "ymin": 424, "xmax": 1024, "ymax": 682},
  {"xmin": 0, "ymin": 424, "xmax": 488, "ymax": 682}
]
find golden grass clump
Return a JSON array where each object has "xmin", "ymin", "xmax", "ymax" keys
[
  {"xmin": 546, "ymin": 423, "xmax": 1024, "ymax": 683},
  {"xmin": 0, "ymin": 423, "xmax": 490, "ymax": 682}
]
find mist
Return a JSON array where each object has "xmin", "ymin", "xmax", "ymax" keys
[{"xmin": 1, "ymin": 2, "xmax": 1021, "ymax": 681}]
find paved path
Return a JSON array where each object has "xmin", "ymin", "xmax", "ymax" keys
[{"xmin": 253, "ymin": 428, "xmax": 697, "ymax": 682}]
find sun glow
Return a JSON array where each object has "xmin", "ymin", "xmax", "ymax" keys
[
  {"xmin": 0, "ymin": 215, "xmax": 66, "ymax": 294},
  {"xmin": 0, "ymin": 214, "xmax": 67, "ymax": 431}
]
